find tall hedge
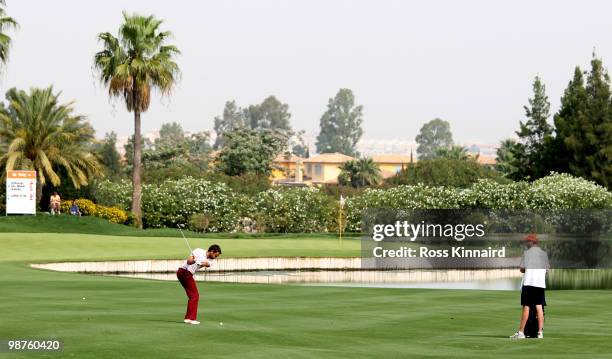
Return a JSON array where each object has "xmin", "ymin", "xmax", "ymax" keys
[
  {"xmin": 96, "ymin": 177, "xmax": 243, "ymax": 231},
  {"xmin": 253, "ymin": 187, "xmax": 334, "ymax": 233},
  {"xmin": 95, "ymin": 173, "xmax": 612, "ymax": 232},
  {"xmin": 344, "ymin": 173, "xmax": 612, "ymax": 231}
]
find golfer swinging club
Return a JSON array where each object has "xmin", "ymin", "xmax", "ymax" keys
[
  {"xmin": 510, "ymin": 233, "xmax": 549, "ymax": 339},
  {"xmin": 177, "ymin": 244, "xmax": 222, "ymax": 325}
]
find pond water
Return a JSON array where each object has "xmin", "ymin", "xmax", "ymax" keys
[
  {"xmin": 107, "ymin": 269, "xmax": 612, "ymax": 290},
  {"xmin": 110, "ymin": 269, "xmax": 523, "ymax": 290}
]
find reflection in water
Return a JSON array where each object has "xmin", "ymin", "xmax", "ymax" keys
[
  {"xmin": 547, "ymin": 269, "xmax": 612, "ymax": 290},
  {"xmin": 108, "ymin": 269, "xmax": 612, "ymax": 290},
  {"xmin": 110, "ymin": 269, "xmax": 524, "ymax": 290}
]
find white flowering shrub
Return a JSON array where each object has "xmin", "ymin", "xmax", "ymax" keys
[
  {"xmin": 141, "ymin": 177, "xmax": 242, "ymax": 231},
  {"xmin": 345, "ymin": 174, "xmax": 612, "ymax": 231},
  {"xmin": 345, "ymin": 185, "xmax": 463, "ymax": 232},
  {"xmin": 96, "ymin": 177, "xmax": 243, "ymax": 231},
  {"xmin": 94, "ymin": 173, "xmax": 610, "ymax": 232},
  {"xmin": 527, "ymin": 173, "xmax": 612, "ymax": 209},
  {"xmin": 253, "ymin": 187, "xmax": 334, "ymax": 232},
  {"xmin": 458, "ymin": 179, "xmax": 531, "ymax": 209},
  {"xmin": 95, "ymin": 179, "xmax": 132, "ymax": 210}
]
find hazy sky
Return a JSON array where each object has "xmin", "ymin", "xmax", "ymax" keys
[{"xmin": 4, "ymin": 0, "xmax": 612, "ymax": 145}]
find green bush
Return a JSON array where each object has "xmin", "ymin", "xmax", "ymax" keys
[
  {"xmin": 387, "ymin": 158, "xmax": 506, "ymax": 188},
  {"xmin": 319, "ymin": 183, "xmax": 368, "ymax": 198},
  {"xmin": 143, "ymin": 161, "xmax": 202, "ymax": 185},
  {"xmin": 253, "ymin": 187, "xmax": 334, "ymax": 233},
  {"xmin": 201, "ymin": 172, "xmax": 271, "ymax": 196},
  {"xmin": 0, "ymin": 185, "xmax": 5, "ymax": 215},
  {"xmin": 0, "ymin": 181, "xmax": 5, "ymax": 214}
]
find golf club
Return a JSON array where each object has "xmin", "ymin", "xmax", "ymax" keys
[{"xmin": 177, "ymin": 224, "xmax": 193, "ymax": 253}]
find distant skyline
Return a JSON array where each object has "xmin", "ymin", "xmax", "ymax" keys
[{"xmin": 4, "ymin": 0, "xmax": 612, "ymax": 145}]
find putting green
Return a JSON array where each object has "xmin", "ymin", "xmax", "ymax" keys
[{"xmin": 1, "ymin": 231, "xmax": 611, "ymax": 358}]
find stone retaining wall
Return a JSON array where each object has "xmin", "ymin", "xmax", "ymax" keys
[
  {"xmin": 31, "ymin": 256, "xmax": 521, "ymax": 273},
  {"xmin": 30, "ymin": 257, "xmax": 363, "ymax": 273}
]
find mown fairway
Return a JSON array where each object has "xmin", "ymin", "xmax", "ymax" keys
[{"xmin": 1, "ymin": 217, "xmax": 611, "ymax": 358}]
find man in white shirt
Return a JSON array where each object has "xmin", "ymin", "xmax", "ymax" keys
[
  {"xmin": 176, "ymin": 244, "xmax": 222, "ymax": 325},
  {"xmin": 510, "ymin": 234, "xmax": 549, "ymax": 339}
]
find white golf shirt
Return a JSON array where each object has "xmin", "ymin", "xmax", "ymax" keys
[
  {"xmin": 520, "ymin": 246, "xmax": 550, "ymax": 288},
  {"xmin": 180, "ymin": 248, "xmax": 215, "ymax": 274}
]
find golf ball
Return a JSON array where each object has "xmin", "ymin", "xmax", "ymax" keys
[
  {"xmin": 219, "ymin": 322, "xmax": 223, "ymax": 326},
  {"xmin": 82, "ymin": 297, "xmax": 86, "ymax": 300}
]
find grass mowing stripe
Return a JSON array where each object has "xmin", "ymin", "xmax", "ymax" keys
[
  {"xmin": 0, "ymin": 233, "xmax": 360, "ymax": 262},
  {"xmin": 0, "ymin": 215, "xmax": 360, "ymax": 239},
  {"xmin": 2, "ymin": 260, "xmax": 612, "ymax": 358}
]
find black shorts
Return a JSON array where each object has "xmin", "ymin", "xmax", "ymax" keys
[{"xmin": 521, "ymin": 285, "xmax": 546, "ymax": 306}]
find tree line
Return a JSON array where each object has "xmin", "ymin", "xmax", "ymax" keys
[
  {"xmin": 213, "ymin": 88, "xmax": 365, "ymax": 157},
  {"xmin": 497, "ymin": 55, "xmax": 611, "ymax": 188},
  {"xmin": 0, "ymin": 4, "xmax": 609, "ymax": 230},
  {"xmin": 0, "ymin": 6, "xmax": 369, "ymax": 227}
]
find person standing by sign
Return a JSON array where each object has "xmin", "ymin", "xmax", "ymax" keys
[{"xmin": 50, "ymin": 192, "xmax": 61, "ymax": 215}]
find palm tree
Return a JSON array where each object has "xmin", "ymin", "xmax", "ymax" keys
[
  {"xmin": 434, "ymin": 145, "xmax": 470, "ymax": 161},
  {"xmin": 0, "ymin": 87, "xmax": 102, "ymax": 205},
  {"xmin": 338, "ymin": 157, "xmax": 381, "ymax": 188},
  {"xmin": 496, "ymin": 139, "xmax": 520, "ymax": 178},
  {"xmin": 338, "ymin": 160, "xmax": 359, "ymax": 187},
  {"xmin": 94, "ymin": 13, "xmax": 180, "ymax": 228},
  {"xmin": 0, "ymin": 0, "xmax": 18, "ymax": 67},
  {"xmin": 354, "ymin": 157, "xmax": 382, "ymax": 187}
]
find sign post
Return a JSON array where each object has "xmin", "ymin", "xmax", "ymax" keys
[{"xmin": 6, "ymin": 170, "xmax": 37, "ymax": 215}]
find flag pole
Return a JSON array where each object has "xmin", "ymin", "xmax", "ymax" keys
[
  {"xmin": 339, "ymin": 206, "xmax": 342, "ymax": 244},
  {"xmin": 339, "ymin": 195, "xmax": 345, "ymax": 245}
]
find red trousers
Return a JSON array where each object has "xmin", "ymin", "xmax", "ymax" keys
[{"xmin": 177, "ymin": 268, "xmax": 199, "ymax": 320}]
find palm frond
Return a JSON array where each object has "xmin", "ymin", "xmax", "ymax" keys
[
  {"xmin": 0, "ymin": 86, "xmax": 101, "ymax": 190},
  {"xmin": 0, "ymin": 1, "xmax": 17, "ymax": 66},
  {"xmin": 94, "ymin": 13, "xmax": 180, "ymax": 113}
]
